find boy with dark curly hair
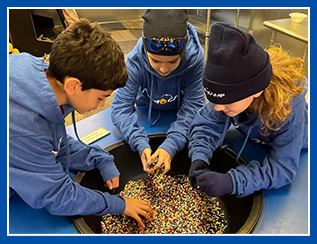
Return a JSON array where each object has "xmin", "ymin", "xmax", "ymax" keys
[{"xmin": 9, "ymin": 18, "xmax": 153, "ymax": 228}]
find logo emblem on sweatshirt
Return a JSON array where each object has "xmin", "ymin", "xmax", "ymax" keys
[
  {"xmin": 160, "ymin": 98, "xmax": 167, "ymax": 104},
  {"xmin": 142, "ymin": 88, "xmax": 177, "ymax": 105},
  {"xmin": 204, "ymin": 87, "xmax": 225, "ymax": 98}
]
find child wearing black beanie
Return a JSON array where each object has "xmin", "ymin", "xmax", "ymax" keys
[
  {"xmin": 111, "ymin": 9, "xmax": 205, "ymax": 175},
  {"xmin": 188, "ymin": 22, "xmax": 308, "ymax": 197}
]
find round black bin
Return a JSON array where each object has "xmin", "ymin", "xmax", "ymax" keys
[{"xmin": 73, "ymin": 133, "xmax": 262, "ymax": 234}]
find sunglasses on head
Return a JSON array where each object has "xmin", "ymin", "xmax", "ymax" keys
[{"xmin": 142, "ymin": 34, "xmax": 187, "ymax": 53}]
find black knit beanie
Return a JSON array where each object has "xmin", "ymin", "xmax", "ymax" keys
[
  {"xmin": 203, "ymin": 22, "xmax": 272, "ymax": 104},
  {"xmin": 142, "ymin": 9, "xmax": 188, "ymax": 55}
]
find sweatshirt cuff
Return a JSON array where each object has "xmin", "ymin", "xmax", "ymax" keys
[
  {"xmin": 159, "ymin": 140, "xmax": 178, "ymax": 159},
  {"xmin": 97, "ymin": 161, "xmax": 120, "ymax": 183},
  {"xmin": 191, "ymin": 153, "xmax": 211, "ymax": 165},
  {"xmin": 136, "ymin": 141, "xmax": 151, "ymax": 157},
  {"xmin": 227, "ymin": 169, "xmax": 239, "ymax": 196},
  {"xmin": 99, "ymin": 194, "xmax": 126, "ymax": 215}
]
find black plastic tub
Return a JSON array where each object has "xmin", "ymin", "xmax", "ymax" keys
[{"xmin": 73, "ymin": 133, "xmax": 262, "ymax": 234}]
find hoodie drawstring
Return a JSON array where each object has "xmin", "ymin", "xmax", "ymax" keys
[
  {"xmin": 148, "ymin": 74, "xmax": 161, "ymax": 127},
  {"xmin": 71, "ymin": 110, "xmax": 113, "ymax": 155},
  {"xmin": 147, "ymin": 75, "xmax": 181, "ymax": 127},
  {"xmin": 63, "ymin": 127, "xmax": 71, "ymax": 175},
  {"xmin": 177, "ymin": 77, "xmax": 181, "ymax": 110},
  {"xmin": 71, "ymin": 111, "xmax": 85, "ymax": 145},
  {"xmin": 219, "ymin": 116, "xmax": 230, "ymax": 148},
  {"xmin": 236, "ymin": 126, "xmax": 253, "ymax": 163},
  {"xmin": 61, "ymin": 111, "xmax": 87, "ymax": 176},
  {"xmin": 217, "ymin": 114, "xmax": 253, "ymax": 164}
]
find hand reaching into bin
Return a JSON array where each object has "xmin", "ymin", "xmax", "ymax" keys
[
  {"xmin": 123, "ymin": 197, "xmax": 154, "ymax": 228},
  {"xmin": 189, "ymin": 159, "xmax": 233, "ymax": 197}
]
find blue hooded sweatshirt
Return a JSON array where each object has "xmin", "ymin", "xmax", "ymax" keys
[
  {"xmin": 111, "ymin": 23, "xmax": 205, "ymax": 157},
  {"xmin": 9, "ymin": 53, "xmax": 125, "ymax": 216},
  {"xmin": 188, "ymin": 81, "xmax": 308, "ymax": 197}
]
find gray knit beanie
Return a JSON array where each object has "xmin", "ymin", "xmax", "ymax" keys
[
  {"xmin": 203, "ymin": 22, "xmax": 272, "ymax": 104},
  {"xmin": 142, "ymin": 9, "xmax": 188, "ymax": 55}
]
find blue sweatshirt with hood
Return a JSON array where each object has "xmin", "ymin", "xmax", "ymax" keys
[
  {"xmin": 9, "ymin": 53, "xmax": 125, "ymax": 216},
  {"xmin": 188, "ymin": 82, "xmax": 308, "ymax": 197},
  {"xmin": 111, "ymin": 23, "xmax": 205, "ymax": 157}
]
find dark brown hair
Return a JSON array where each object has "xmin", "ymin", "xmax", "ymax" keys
[{"xmin": 47, "ymin": 18, "xmax": 127, "ymax": 91}]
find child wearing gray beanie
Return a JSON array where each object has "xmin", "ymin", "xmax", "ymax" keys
[
  {"xmin": 112, "ymin": 9, "xmax": 205, "ymax": 175},
  {"xmin": 188, "ymin": 22, "xmax": 308, "ymax": 197}
]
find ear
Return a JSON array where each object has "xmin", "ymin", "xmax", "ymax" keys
[{"xmin": 64, "ymin": 77, "xmax": 82, "ymax": 95}]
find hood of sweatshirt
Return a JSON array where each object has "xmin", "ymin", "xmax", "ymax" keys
[
  {"xmin": 9, "ymin": 53, "xmax": 72, "ymax": 174},
  {"xmin": 9, "ymin": 53, "xmax": 64, "ymax": 126}
]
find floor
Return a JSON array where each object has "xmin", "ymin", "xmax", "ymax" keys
[{"xmin": 64, "ymin": 20, "xmax": 144, "ymax": 126}]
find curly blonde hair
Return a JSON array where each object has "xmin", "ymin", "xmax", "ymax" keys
[{"xmin": 249, "ymin": 46, "xmax": 305, "ymax": 136}]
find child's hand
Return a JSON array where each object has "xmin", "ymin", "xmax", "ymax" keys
[
  {"xmin": 104, "ymin": 175, "xmax": 119, "ymax": 190},
  {"xmin": 149, "ymin": 148, "xmax": 172, "ymax": 174},
  {"xmin": 189, "ymin": 159, "xmax": 209, "ymax": 187},
  {"xmin": 123, "ymin": 197, "xmax": 154, "ymax": 228},
  {"xmin": 141, "ymin": 148, "xmax": 154, "ymax": 173},
  {"xmin": 193, "ymin": 170, "xmax": 233, "ymax": 197}
]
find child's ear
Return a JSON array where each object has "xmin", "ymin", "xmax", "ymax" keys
[{"xmin": 64, "ymin": 77, "xmax": 82, "ymax": 95}]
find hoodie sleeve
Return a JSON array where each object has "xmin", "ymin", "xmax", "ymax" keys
[
  {"xmin": 228, "ymin": 101, "xmax": 308, "ymax": 197},
  {"xmin": 56, "ymin": 134, "xmax": 120, "ymax": 183},
  {"xmin": 9, "ymin": 133, "xmax": 126, "ymax": 216},
  {"xmin": 111, "ymin": 58, "xmax": 150, "ymax": 156},
  {"xmin": 188, "ymin": 103, "xmax": 230, "ymax": 164},
  {"xmin": 159, "ymin": 57, "xmax": 205, "ymax": 158}
]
